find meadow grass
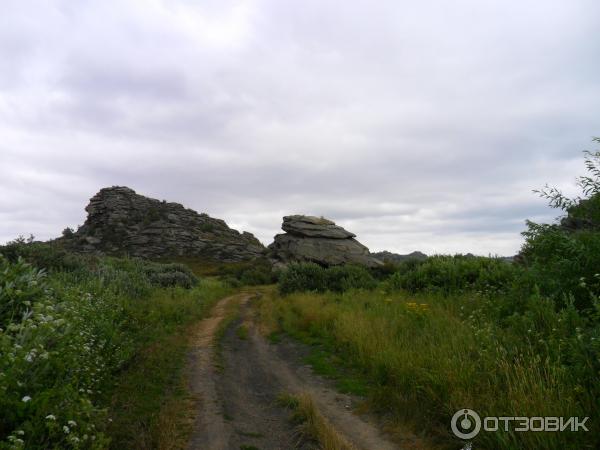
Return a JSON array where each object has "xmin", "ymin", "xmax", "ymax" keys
[
  {"xmin": 105, "ymin": 280, "xmax": 231, "ymax": 450},
  {"xmin": 259, "ymin": 288, "xmax": 595, "ymax": 449}
]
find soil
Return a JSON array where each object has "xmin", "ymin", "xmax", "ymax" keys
[{"xmin": 186, "ymin": 292, "xmax": 413, "ymax": 450}]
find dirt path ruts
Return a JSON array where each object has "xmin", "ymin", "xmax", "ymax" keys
[
  {"xmin": 186, "ymin": 293, "xmax": 248, "ymax": 450},
  {"xmin": 187, "ymin": 293, "xmax": 401, "ymax": 450}
]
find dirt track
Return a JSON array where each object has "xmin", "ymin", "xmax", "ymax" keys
[{"xmin": 186, "ymin": 292, "xmax": 401, "ymax": 450}]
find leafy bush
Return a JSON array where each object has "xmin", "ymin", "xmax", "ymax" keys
[
  {"xmin": 0, "ymin": 260, "xmax": 121, "ymax": 448},
  {"xmin": 386, "ymin": 254, "xmax": 517, "ymax": 295},
  {"xmin": 278, "ymin": 263, "xmax": 376, "ymax": 294},
  {"xmin": 323, "ymin": 265, "xmax": 377, "ymax": 292},
  {"xmin": 521, "ymin": 141, "xmax": 600, "ymax": 310},
  {"xmin": 0, "ymin": 246, "xmax": 222, "ymax": 449},
  {"xmin": 0, "ymin": 256, "xmax": 47, "ymax": 326},
  {"xmin": 218, "ymin": 258, "xmax": 278, "ymax": 286},
  {"xmin": 0, "ymin": 240, "xmax": 87, "ymax": 273},
  {"xmin": 144, "ymin": 262, "xmax": 198, "ymax": 289}
]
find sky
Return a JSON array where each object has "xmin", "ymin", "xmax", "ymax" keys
[{"xmin": 1, "ymin": 0, "xmax": 599, "ymax": 256}]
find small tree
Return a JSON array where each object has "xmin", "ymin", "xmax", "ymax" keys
[{"xmin": 521, "ymin": 137, "xmax": 600, "ymax": 310}]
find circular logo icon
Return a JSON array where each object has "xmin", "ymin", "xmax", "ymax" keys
[{"xmin": 451, "ymin": 409, "xmax": 481, "ymax": 440}]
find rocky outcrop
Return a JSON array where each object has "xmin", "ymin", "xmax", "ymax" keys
[
  {"xmin": 62, "ymin": 186, "xmax": 265, "ymax": 262},
  {"xmin": 268, "ymin": 215, "xmax": 382, "ymax": 267}
]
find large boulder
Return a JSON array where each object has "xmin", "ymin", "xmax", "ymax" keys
[
  {"xmin": 61, "ymin": 186, "xmax": 265, "ymax": 262},
  {"xmin": 268, "ymin": 215, "xmax": 381, "ymax": 267}
]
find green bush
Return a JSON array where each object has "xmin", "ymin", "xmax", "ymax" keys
[
  {"xmin": 521, "ymin": 141, "xmax": 600, "ymax": 311},
  {"xmin": 386, "ymin": 255, "xmax": 517, "ymax": 295},
  {"xmin": 0, "ymin": 247, "xmax": 223, "ymax": 449},
  {"xmin": 278, "ymin": 263, "xmax": 376, "ymax": 294},
  {"xmin": 0, "ymin": 256, "xmax": 47, "ymax": 327},
  {"xmin": 144, "ymin": 262, "xmax": 198, "ymax": 289},
  {"xmin": 0, "ymin": 240, "xmax": 87, "ymax": 273},
  {"xmin": 218, "ymin": 258, "xmax": 277, "ymax": 286}
]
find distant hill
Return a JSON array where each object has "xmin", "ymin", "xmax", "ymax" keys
[{"xmin": 371, "ymin": 250, "xmax": 428, "ymax": 263}]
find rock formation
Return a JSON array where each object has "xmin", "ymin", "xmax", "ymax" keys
[
  {"xmin": 268, "ymin": 215, "xmax": 382, "ymax": 267},
  {"xmin": 62, "ymin": 186, "xmax": 265, "ymax": 262}
]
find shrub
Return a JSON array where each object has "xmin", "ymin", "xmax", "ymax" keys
[
  {"xmin": 522, "ymin": 140, "xmax": 600, "ymax": 310},
  {"xmin": 323, "ymin": 265, "xmax": 377, "ymax": 292},
  {"xmin": 386, "ymin": 254, "xmax": 517, "ymax": 295},
  {"xmin": 278, "ymin": 263, "xmax": 376, "ymax": 294},
  {"xmin": 279, "ymin": 263, "xmax": 327, "ymax": 294},
  {"xmin": 0, "ymin": 256, "xmax": 46, "ymax": 328},
  {"xmin": 217, "ymin": 258, "xmax": 277, "ymax": 286},
  {"xmin": 0, "ymin": 241, "xmax": 86, "ymax": 273},
  {"xmin": 144, "ymin": 262, "xmax": 198, "ymax": 289},
  {"xmin": 0, "ymin": 250, "xmax": 225, "ymax": 449}
]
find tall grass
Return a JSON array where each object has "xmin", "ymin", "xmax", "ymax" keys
[{"xmin": 260, "ymin": 288, "xmax": 596, "ymax": 449}]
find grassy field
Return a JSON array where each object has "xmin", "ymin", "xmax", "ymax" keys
[{"xmin": 258, "ymin": 279, "xmax": 597, "ymax": 449}]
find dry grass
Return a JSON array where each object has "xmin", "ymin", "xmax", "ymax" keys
[{"xmin": 279, "ymin": 392, "xmax": 356, "ymax": 450}]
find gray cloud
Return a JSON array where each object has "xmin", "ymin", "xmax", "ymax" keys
[{"xmin": 1, "ymin": 0, "xmax": 599, "ymax": 256}]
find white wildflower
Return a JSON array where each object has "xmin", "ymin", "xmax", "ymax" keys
[
  {"xmin": 45, "ymin": 414, "xmax": 57, "ymax": 421},
  {"xmin": 21, "ymin": 396, "xmax": 31, "ymax": 402}
]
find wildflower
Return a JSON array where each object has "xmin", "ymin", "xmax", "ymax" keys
[
  {"xmin": 68, "ymin": 420, "xmax": 77, "ymax": 427},
  {"xmin": 63, "ymin": 425, "xmax": 70, "ymax": 434},
  {"xmin": 15, "ymin": 431, "xmax": 24, "ymax": 436},
  {"xmin": 45, "ymin": 415, "xmax": 57, "ymax": 421},
  {"xmin": 21, "ymin": 396, "xmax": 31, "ymax": 402}
]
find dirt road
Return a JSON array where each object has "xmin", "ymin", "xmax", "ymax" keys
[{"xmin": 186, "ymin": 292, "xmax": 402, "ymax": 450}]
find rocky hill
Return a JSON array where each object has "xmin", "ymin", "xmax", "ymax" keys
[
  {"xmin": 61, "ymin": 186, "xmax": 265, "ymax": 262},
  {"xmin": 371, "ymin": 250, "xmax": 428, "ymax": 263},
  {"xmin": 268, "ymin": 215, "xmax": 381, "ymax": 267}
]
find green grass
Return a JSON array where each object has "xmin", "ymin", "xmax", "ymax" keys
[
  {"xmin": 0, "ymin": 245, "xmax": 232, "ymax": 449},
  {"xmin": 213, "ymin": 298, "xmax": 243, "ymax": 373},
  {"xmin": 236, "ymin": 324, "xmax": 249, "ymax": 340},
  {"xmin": 106, "ymin": 280, "xmax": 231, "ymax": 449},
  {"xmin": 259, "ymin": 288, "xmax": 597, "ymax": 450}
]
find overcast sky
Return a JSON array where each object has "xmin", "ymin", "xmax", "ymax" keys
[{"xmin": 1, "ymin": 0, "xmax": 599, "ymax": 255}]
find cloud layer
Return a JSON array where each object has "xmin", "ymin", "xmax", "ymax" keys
[{"xmin": 1, "ymin": 0, "xmax": 599, "ymax": 255}]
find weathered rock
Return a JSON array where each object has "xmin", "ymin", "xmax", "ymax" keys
[
  {"xmin": 281, "ymin": 215, "xmax": 356, "ymax": 239},
  {"xmin": 62, "ymin": 186, "xmax": 265, "ymax": 262},
  {"xmin": 268, "ymin": 215, "xmax": 381, "ymax": 267}
]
